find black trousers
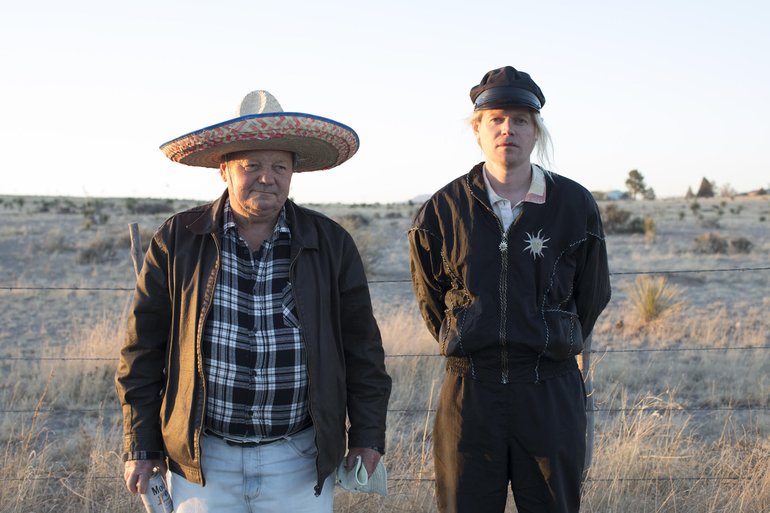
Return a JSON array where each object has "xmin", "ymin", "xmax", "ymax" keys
[{"xmin": 433, "ymin": 368, "xmax": 586, "ymax": 513}]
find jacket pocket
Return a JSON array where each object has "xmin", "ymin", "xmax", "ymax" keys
[
  {"xmin": 548, "ymin": 246, "xmax": 578, "ymax": 307},
  {"xmin": 543, "ymin": 306, "xmax": 584, "ymax": 360}
]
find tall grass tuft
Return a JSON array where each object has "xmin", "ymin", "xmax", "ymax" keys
[
  {"xmin": 643, "ymin": 216, "xmax": 656, "ymax": 243},
  {"xmin": 627, "ymin": 275, "xmax": 684, "ymax": 323}
]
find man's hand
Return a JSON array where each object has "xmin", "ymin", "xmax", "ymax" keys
[
  {"xmin": 124, "ymin": 459, "xmax": 167, "ymax": 494},
  {"xmin": 345, "ymin": 447, "xmax": 382, "ymax": 478}
]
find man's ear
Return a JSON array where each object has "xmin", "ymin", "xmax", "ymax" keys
[{"xmin": 219, "ymin": 162, "xmax": 228, "ymax": 183}]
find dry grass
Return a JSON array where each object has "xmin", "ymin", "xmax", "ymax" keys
[
  {"xmin": 3, "ymin": 306, "xmax": 767, "ymax": 512},
  {"xmin": 1, "ymin": 194, "xmax": 769, "ymax": 512}
]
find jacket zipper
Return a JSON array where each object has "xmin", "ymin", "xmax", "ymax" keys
[
  {"xmin": 195, "ymin": 232, "xmax": 220, "ymax": 483},
  {"xmin": 289, "ymin": 247, "xmax": 322, "ymax": 496}
]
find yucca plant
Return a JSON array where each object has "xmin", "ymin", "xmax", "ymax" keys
[{"xmin": 627, "ymin": 275, "xmax": 684, "ymax": 323}]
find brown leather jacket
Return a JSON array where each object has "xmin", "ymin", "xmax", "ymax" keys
[{"xmin": 115, "ymin": 191, "xmax": 391, "ymax": 494}]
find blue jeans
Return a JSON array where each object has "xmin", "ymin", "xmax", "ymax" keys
[{"xmin": 167, "ymin": 427, "xmax": 334, "ymax": 513}]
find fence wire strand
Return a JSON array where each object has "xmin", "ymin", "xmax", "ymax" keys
[
  {"xmin": 2, "ymin": 344, "xmax": 768, "ymax": 363},
  {"xmin": 2, "ymin": 404, "xmax": 768, "ymax": 415},
  {"xmin": 1, "ymin": 264, "xmax": 768, "ymax": 490},
  {"xmin": 1, "ymin": 264, "xmax": 769, "ymax": 291},
  {"xmin": 0, "ymin": 474, "xmax": 747, "ymax": 483}
]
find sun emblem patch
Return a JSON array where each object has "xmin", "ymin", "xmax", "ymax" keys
[{"xmin": 523, "ymin": 229, "xmax": 550, "ymax": 260}]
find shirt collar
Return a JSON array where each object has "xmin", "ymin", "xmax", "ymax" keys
[
  {"xmin": 223, "ymin": 200, "xmax": 290, "ymax": 237},
  {"xmin": 482, "ymin": 164, "xmax": 547, "ymax": 206}
]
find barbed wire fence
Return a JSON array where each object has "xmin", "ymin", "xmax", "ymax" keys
[{"xmin": 0, "ymin": 265, "xmax": 768, "ymax": 488}]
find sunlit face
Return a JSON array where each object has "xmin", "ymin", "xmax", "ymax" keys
[
  {"xmin": 219, "ymin": 149, "xmax": 294, "ymax": 221},
  {"xmin": 473, "ymin": 107, "xmax": 537, "ymax": 170}
]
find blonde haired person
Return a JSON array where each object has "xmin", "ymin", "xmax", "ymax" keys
[{"xmin": 409, "ymin": 66, "xmax": 610, "ymax": 513}]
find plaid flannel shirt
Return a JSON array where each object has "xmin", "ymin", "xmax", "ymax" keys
[{"xmin": 202, "ymin": 201, "xmax": 310, "ymax": 438}]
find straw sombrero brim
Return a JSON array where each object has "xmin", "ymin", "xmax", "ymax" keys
[{"xmin": 160, "ymin": 112, "xmax": 359, "ymax": 172}]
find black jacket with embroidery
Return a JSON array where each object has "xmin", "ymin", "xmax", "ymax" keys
[{"xmin": 408, "ymin": 163, "xmax": 611, "ymax": 384}]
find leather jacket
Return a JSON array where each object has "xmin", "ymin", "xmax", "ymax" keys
[
  {"xmin": 409, "ymin": 164, "xmax": 611, "ymax": 384},
  {"xmin": 116, "ymin": 191, "xmax": 391, "ymax": 494}
]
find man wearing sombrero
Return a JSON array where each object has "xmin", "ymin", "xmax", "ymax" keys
[
  {"xmin": 409, "ymin": 67, "xmax": 611, "ymax": 512},
  {"xmin": 116, "ymin": 91, "xmax": 391, "ymax": 511}
]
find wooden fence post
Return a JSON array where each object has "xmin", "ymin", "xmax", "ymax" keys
[
  {"xmin": 577, "ymin": 334, "xmax": 594, "ymax": 477},
  {"xmin": 128, "ymin": 223, "xmax": 144, "ymax": 279}
]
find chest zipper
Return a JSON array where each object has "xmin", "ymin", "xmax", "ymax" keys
[
  {"xmin": 498, "ymin": 232, "xmax": 509, "ymax": 384},
  {"xmin": 475, "ymin": 195, "xmax": 512, "ymax": 385}
]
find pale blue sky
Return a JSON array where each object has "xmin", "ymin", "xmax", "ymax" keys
[{"xmin": 2, "ymin": 0, "xmax": 768, "ymax": 203}]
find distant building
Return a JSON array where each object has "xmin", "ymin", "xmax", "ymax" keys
[{"xmin": 606, "ymin": 190, "xmax": 628, "ymax": 201}]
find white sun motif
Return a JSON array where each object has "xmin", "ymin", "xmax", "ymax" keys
[{"xmin": 523, "ymin": 229, "xmax": 550, "ymax": 260}]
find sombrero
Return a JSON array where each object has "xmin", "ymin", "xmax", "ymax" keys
[{"xmin": 159, "ymin": 90, "xmax": 359, "ymax": 172}]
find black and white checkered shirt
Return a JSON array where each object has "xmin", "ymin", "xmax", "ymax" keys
[{"xmin": 202, "ymin": 201, "xmax": 310, "ymax": 438}]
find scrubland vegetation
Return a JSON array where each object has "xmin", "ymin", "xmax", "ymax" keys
[{"xmin": 1, "ymin": 194, "xmax": 768, "ymax": 512}]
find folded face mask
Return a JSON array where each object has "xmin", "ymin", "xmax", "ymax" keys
[{"xmin": 335, "ymin": 455, "xmax": 388, "ymax": 496}]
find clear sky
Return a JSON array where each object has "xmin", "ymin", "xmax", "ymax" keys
[{"xmin": 2, "ymin": 0, "xmax": 768, "ymax": 203}]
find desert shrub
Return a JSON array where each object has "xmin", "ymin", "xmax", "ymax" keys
[
  {"xmin": 33, "ymin": 234, "xmax": 75, "ymax": 253},
  {"xmin": 126, "ymin": 198, "xmax": 175, "ymax": 215},
  {"xmin": 335, "ymin": 214, "xmax": 382, "ymax": 275},
  {"xmin": 601, "ymin": 204, "xmax": 647, "ymax": 235},
  {"xmin": 76, "ymin": 232, "xmax": 122, "ymax": 264},
  {"xmin": 698, "ymin": 216, "xmax": 721, "ymax": 229},
  {"xmin": 4, "ymin": 197, "xmax": 26, "ymax": 210},
  {"xmin": 626, "ymin": 275, "xmax": 684, "ymax": 323},
  {"xmin": 692, "ymin": 233, "xmax": 753, "ymax": 255},
  {"xmin": 625, "ymin": 216, "xmax": 644, "ymax": 233},
  {"xmin": 81, "ymin": 200, "xmax": 109, "ymax": 229},
  {"xmin": 729, "ymin": 237, "xmax": 753, "ymax": 254},
  {"xmin": 690, "ymin": 201, "xmax": 700, "ymax": 214},
  {"xmin": 693, "ymin": 232, "xmax": 728, "ymax": 254},
  {"xmin": 678, "ymin": 211, "xmax": 685, "ymax": 221},
  {"xmin": 36, "ymin": 199, "xmax": 59, "ymax": 213},
  {"xmin": 602, "ymin": 203, "xmax": 630, "ymax": 230},
  {"xmin": 338, "ymin": 213, "xmax": 370, "ymax": 228},
  {"xmin": 57, "ymin": 199, "xmax": 78, "ymax": 214}
]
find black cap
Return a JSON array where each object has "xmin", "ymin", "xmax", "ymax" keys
[{"xmin": 470, "ymin": 66, "xmax": 545, "ymax": 111}]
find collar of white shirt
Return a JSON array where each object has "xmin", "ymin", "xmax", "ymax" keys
[{"xmin": 482, "ymin": 164, "xmax": 547, "ymax": 208}]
